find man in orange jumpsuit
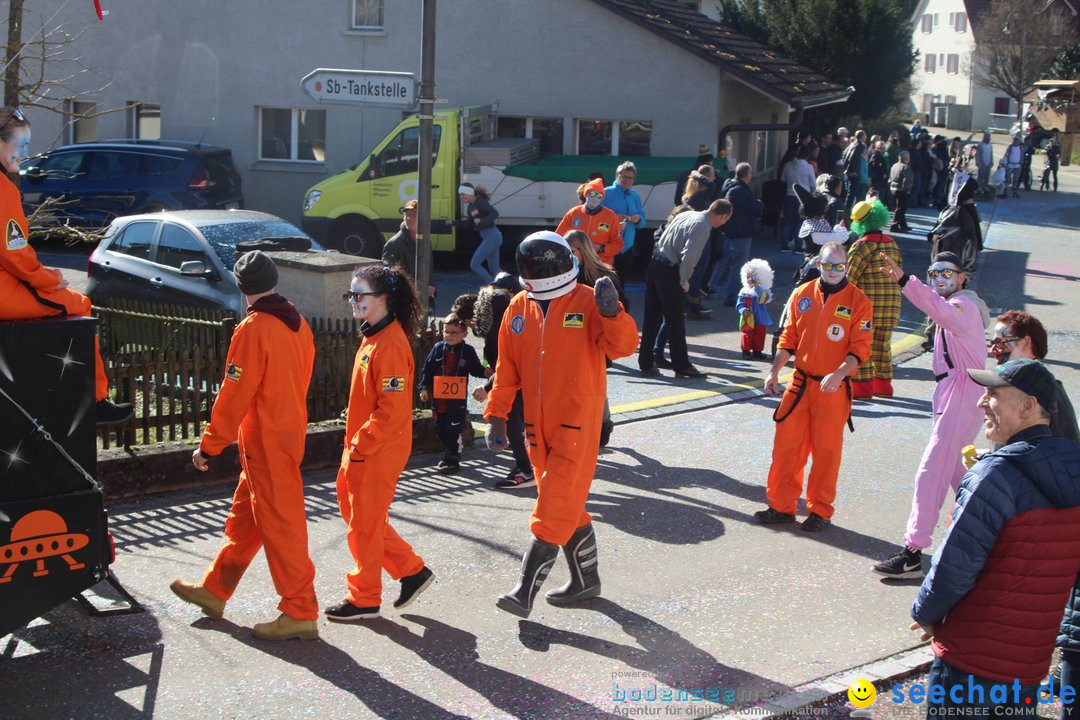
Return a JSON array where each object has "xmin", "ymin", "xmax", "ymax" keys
[
  {"xmin": 555, "ymin": 178, "xmax": 624, "ymax": 266},
  {"xmin": 170, "ymin": 251, "xmax": 319, "ymax": 641},
  {"xmin": 486, "ymin": 231, "xmax": 638, "ymax": 617},
  {"xmin": 0, "ymin": 106, "xmax": 131, "ymax": 425},
  {"xmin": 754, "ymin": 241, "xmax": 873, "ymax": 532}
]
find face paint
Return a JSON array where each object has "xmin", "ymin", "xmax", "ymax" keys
[
  {"xmin": 989, "ymin": 322, "xmax": 1022, "ymax": 364},
  {"xmin": 349, "ymin": 282, "xmax": 375, "ymax": 320},
  {"xmin": 927, "ymin": 263, "xmax": 961, "ymax": 297},
  {"xmin": 584, "ymin": 193, "xmax": 602, "ymax": 210},
  {"xmin": 0, "ymin": 127, "xmax": 30, "ymax": 174},
  {"xmin": 13, "ymin": 128, "xmax": 31, "ymax": 164}
]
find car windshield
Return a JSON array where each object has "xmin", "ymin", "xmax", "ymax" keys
[{"xmin": 198, "ymin": 220, "xmax": 322, "ymax": 268}]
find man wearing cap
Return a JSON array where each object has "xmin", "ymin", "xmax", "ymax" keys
[
  {"xmin": 872, "ymin": 251, "xmax": 991, "ymax": 578},
  {"xmin": 170, "ymin": 250, "xmax": 320, "ymax": 641},
  {"xmin": 383, "ymin": 199, "xmax": 435, "ymax": 298},
  {"xmin": 754, "ymin": 241, "xmax": 873, "ymax": 532},
  {"xmin": 910, "ymin": 359, "xmax": 1080, "ymax": 715},
  {"xmin": 556, "ymin": 178, "xmax": 624, "ymax": 267}
]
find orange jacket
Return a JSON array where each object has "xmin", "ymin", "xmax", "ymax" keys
[
  {"xmin": 778, "ymin": 279, "xmax": 873, "ymax": 377},
  {"xmin": 485, "ymin": 284, "xmax": 638, "ymax": 436},
  {"xmin": 344, "ymin": 317, "xmax": 414, "ymax": 464},
  {"xmin": 555, "ymin": 205, "xmax": 624, "ymax": 265},
  {"xmin": 0, "ymin": 176, "xmax": 61, "ymax": 292},
  {"xmin": 200, "ymin": 297, "xmax": 315, "ymax": 460}
]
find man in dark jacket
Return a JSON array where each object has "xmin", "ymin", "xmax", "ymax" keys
[
  {"xmin": 910, "ymin": 359, "xmax": 1080, "ymax": 716},
  {"xmin": 382, "ymin": 199, "xmax": 434, "ymax": 298},
  {"xmin": 707, "ymin": 162, "xmax": 763, "ymax": 306}
]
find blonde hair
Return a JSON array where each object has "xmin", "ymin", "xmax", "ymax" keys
[
  {"xmin": 682, "ymin": 170, "xmax": 712, "ymax": 204},
  {"xmin": 563, "ymin": 230, "xmax": 612, "ymax": 285}
]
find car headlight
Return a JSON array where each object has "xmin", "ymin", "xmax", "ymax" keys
[{"xmin": 303, "ymin": 190, "xmax": 322, "ymax": 212}]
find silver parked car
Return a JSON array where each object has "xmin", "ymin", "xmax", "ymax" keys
[{"xmin": 86, "ymin": 210, "xmax": 324, "ymax": 314}]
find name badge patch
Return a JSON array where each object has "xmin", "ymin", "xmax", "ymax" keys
[
  {"xmin": 382, "ymin": 376, "xmax": 405, "ymax": 392},
  {"xmin": 563, "ymin": 313, "xmax": 584, "ymax": 329},
  {"xmin": 225, "ymin": 363, "xmax": 243, "ymax": 382},
  {"xmin": 826, "ymin": 323, "xmax": 846, "ymax": 341},
  {"xmin": 598, "ymin": 222, "xmax": 611, "ymax": 232},
  {"xmin": 834, "ymin": 305, "xmax": 852, "ymax": 320}
]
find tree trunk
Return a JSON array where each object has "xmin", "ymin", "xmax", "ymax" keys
[{"xmin": 4, "ymin": 0, "xmax": 24, "ymax": 107}]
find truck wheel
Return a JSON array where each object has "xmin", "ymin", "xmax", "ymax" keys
[{"xmin": 333, "ymin": 217, "xmax": 383, "ymax": 258}]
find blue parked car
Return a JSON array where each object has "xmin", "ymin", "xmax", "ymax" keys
[{"xmin": 19, "ymin": 140, "xmax": 244, "ymax": 232}]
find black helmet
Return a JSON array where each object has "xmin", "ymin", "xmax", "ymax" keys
[
  {"xmin": 515, "ymin": 231, "xmax": 578, "ymax": 300},
  {"xmin": 491, "ymin": 271, "xmax": 521, "ymax": 293}
]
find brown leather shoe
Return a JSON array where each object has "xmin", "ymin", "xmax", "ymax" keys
[
  {"xmin": 169, "ymin": 578, "xmax": 225, "ymax": 619},
  {"xmin": 252, "ymin": 613, "xmax": 319, "ymax": 641}
]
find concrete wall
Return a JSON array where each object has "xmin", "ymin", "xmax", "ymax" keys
[{"xmin": 25, "ymin": 0, "xmax": 759, "ymax": 225}]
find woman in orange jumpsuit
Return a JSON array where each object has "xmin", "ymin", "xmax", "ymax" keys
[
  {"xmin": 556, "ymin": 178, "xmax": 624, "ymax": 266},
  {"xmin": 0, "ymin": 106, "xmax": 131, "ymax": 425},
  {"xmin": 325, "ymin": 263, "xmax": 435, "ymax": 622},
  {"xmin": 486, "ymin": 231, "xmax": 638, "ymax": 618},
  {"xmin": 170, "ymin": 251, "xmax": 319, "ymax": 641}
]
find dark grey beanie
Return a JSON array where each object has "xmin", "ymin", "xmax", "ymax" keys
[{"xmin": 234, "ymin": 250, "xmax": 278, "ymax": 295}]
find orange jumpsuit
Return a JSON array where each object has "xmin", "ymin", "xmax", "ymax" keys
[
  {"xmin": 199, "ymin": 298, "xmax": 318, "ymax": 620},
  {"xmin": 336, "ymin": 316, "xmax": 424, "ymax": 607},
  {"xmin": 0, "ymin": 175, "xmax": 108, "ymax": 401},
  {"xmin": 766, "ymin": 279, "xmax": 872, "ymax": 520},
  {"xmin": 555, "ymin": 205, "xmax": 624, "ymax": 267},
  {"xmin": 485, "ymin": 284, "xmax": 638, "ymax": 544}
]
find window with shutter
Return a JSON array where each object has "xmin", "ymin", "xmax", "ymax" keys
[
  {"xmin": 925, "ymin": 54, "xmax": 936, "ymax": 73},
  {"xmin": 955, "ymin": 12, "xmax": 967, "ymax": 32},
  {"xmin": 922, "ymin": 14, "xmax": 933, "ymax": 33},
  {"xmin": 947, "ymin": 54, "xmax": 959, "ymax": 73}
]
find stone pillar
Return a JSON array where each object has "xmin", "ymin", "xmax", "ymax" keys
[{"xmin": 263, "ymin": 251, "xmax": 377, "ymax": 323}]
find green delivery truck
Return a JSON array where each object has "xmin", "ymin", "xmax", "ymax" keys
[{"xmin": 300, "ymin": 106, "xmax": 694, "ymax": 257}]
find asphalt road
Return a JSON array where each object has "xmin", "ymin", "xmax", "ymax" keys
[{"xmin": 5, "ymin": 157, "xmax": 1079, "ymax": 720}]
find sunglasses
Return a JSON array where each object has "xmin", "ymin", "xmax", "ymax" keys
[
  {"xmin": 989, "ymin": 335, "xmax": 1020, "ymax": 348},
  {"xmin": 819, "ymin": 262, "xmax": 847, "ymax": 272},
  {"xmin": 343, "ymin": 289, "xmax": 380, "ymax": 302},
  {"xmin": 0, "ymin": 107, "xmax": 27, "ymax": 136},
  {"xmin": 927, "ymin": 269, "xmax": 957, "ymax": 279}
]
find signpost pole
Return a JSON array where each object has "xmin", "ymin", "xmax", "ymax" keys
[{"xmin": 415, "ymin": 0, "xmax": 437, "ymax": 314}]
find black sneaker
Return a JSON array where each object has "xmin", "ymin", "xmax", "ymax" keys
[
  {"xmin": 495, "ymin": 468, "xmax": 536, "ymax": 489},
  {"xmin": 639, "ymin": 365, "xmax": 660, "ymax": 377},
  {"xmin": 436, "ymin": 459, "xmax": 460, "ymax": 475},
  {"xmin": 742, "ymin": 350, "xmax": 753, "ymax": 359},
  {"xmin": 95, "ymin": 399, "xmax": 134, "ymax": 427},
  {"xmin": 653, "ymin": 355, "xmax": 672, "ymax": 369},
  {"xmin": 674, "ymin": 365, "xmax": 707, "ymax": 379},
  {"xmin": 872, "ymin": 547, "xmax": 923, "ymax": 578},
  {"xmin": 394, "ymin": 566, "xmax": 435, "ymax": 609},
  {"xmin": 801, "ymin": 513, "xmax": 832, "ymax": 532},
  {"xmin": 752, "ymin": 351, "xmax": 768, "ymax": 360},
  {"xmin": 753, "ymin": 507, "xmax": 796, "ymax": 524},
  {"xmin": 324, "ymin": 600, "xmax": 380, "ymax": 622}
]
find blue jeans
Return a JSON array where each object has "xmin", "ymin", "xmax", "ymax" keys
[
  {"xmin": 1060, "ymin": 648, "xmax": 1080, "ymax": 718},
  {"xmin": 780, "ymin": 195, "xmax": 800, "ymax": 249},
  {"xmin": 718, "ymin": 236, "xmax": 753, "ymax": 305},
  {"xmin": 469, "ymin": 226, "xmax": 503, "ymax": 283},
  {"xmin": 925, "ymin": 656, "xmax": 1039, "ymax": 718}
]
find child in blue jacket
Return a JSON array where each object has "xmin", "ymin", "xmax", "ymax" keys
[{"xmin": 420, "ymin": 314, "xmax": 487, "ymax": 473}]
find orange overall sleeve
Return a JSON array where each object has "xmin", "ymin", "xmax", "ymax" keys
[
  {"xmin": 349, "ymin": 338, "xmax": 413, "ymax": 459},
  {"xmin": 200, "ymin": 320, "xmax": 266, "ymax": 456},
  {"xmin": 593, "ymin": 304, "xmax": 638, "ymax": 360},
  {"xmin": 0, "ymin": 179, "xmax": 61, "ymax": 291},
  {"xmin": 777, "ymin": 289, "xmax": 804, "ymax": 353},
  {"xmin": 485, "ymin": 306, "xmax": 524, "ymax": 422},
  {"xmin": 847, "ymin": 290, "xmax": 874, "ymax": 365},
  {"xmin": 554, "ymin": 208, "xmax": 576, "ymax": 237},
  {"xmin": 599, "ymin": 208, "xmax": 624, "ymax": 258}
]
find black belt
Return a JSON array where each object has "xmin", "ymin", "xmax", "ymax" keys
[
  {"xmin": 773, "ymin": 367, "xmax": 855, "ymax": 432},
  {"xmin": 651, "ymin": 254, "xmax": 677, "ymax": 268}
]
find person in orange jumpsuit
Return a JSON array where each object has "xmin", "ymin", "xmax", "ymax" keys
[
  {"xmin": 0, "ymin": 106, "xmax": 132, "ymax": 425},
  {"xmin": 486, "ymin": 231, "xmax": 638, "ymax": 617},
  {"xmin": 753, "ymin": 241, "xmax": 873, "ymax": 532},
  {"xmin": 555, "ymin": 178, "xmax": 624, "ymax": 267},
  {"xmin": 324, "ymin": 263, "xmax": 435, "ymax": 623},
  {"xmin": 169, "ymin": 251, "xmax": 319, "ymax": 641}
]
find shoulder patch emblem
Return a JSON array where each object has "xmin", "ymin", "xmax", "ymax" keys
[
  {"xmin": 859, "ymin": 319, "xmax": 872, "ymax": 331},
  {"xmin": 598, "ymin": 222, "xmax": 611, "ymax": 232},
  {"xmin": 797, "ymin": 297, "xmax": 812, "ymax": 313},
  {"xmin": 825, "ymin": 323, "xmax": 846, "ymax": 341},
  {"xmin": 562, "ymin": 313, "xmax": 584, "ymax": 329},
  {"xmin": 359, "ymin": 353, "xmax": 370, "ymax": 370},
  {"xmin": 381, "ymin": 376, "xmax": 405, "ymax": 392},
  {"xmin": 225, "ymin": 363, "xmax": 243, "ymax": 382},
  {"xmin": 510, "ymin": 314, "xmax": 525, "ymax": 335},
  {"xmin": 571, "ymin": 217, "xmax": 582, "ymax": 228},
  {"xmin": 834, "ymin": 305, "xmax": 852, "ymax": 320},
  {"xmin": 6, "ymin": 219, "xmax": 27, "ymax": 250}
]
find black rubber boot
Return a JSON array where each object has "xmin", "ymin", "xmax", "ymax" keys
[
  {"xmin": 496, "ymin": 538, "xmax": 559, "ymax": 618},
  {"xmin": 546, "ymin": 524, "xmax": 601, "ymax": 606}
]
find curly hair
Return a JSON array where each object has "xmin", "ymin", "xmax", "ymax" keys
[
  {"xmin": 353, "ymin": 264, "xmax": 421, "ymax": 339},
  {"xmin": 850, "ymin": 199, "xmax": 891, "ymax": 236}
]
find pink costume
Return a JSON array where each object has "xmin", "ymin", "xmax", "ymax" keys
[{"xmin": 900, "ymin": 277, "xmax": 989, "ymax": 550}]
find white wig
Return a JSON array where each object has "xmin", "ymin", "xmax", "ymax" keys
[{"xmin": 740, "ymin": 258, "xmax": 774, "ymax": 292}]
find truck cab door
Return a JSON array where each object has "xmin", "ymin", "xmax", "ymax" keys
[{"xmin": 366, "ymin": 123, "xmax": 447, "ymax": 242}]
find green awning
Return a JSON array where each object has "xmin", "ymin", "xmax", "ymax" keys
[{"xmin": 503, "ymin": 155, "xmax": 697, "ymax": 186}]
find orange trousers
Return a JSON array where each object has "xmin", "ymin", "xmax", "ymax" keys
[
  {"xmin": 336, "ymin": 449, "xmax": 424, "ymax": 607},
  {"xmin": 0, "ymin": 279, "xmax": 108, "ymax": 401},
  {"xmin": 202, "ymin": 427, "xmax": 318, "ymax": 620},
  {"xmin": 765, "ymin": 377, "xmax": 852, "ymax": 521},
  {"xmin": 529, "ymin": 425, "xmax": 600, "ymax": 546}
]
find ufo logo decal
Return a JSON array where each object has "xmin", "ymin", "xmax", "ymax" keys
[{"xmin": 0, "ymin": 510, "xmax": 89, "ymax": 583}]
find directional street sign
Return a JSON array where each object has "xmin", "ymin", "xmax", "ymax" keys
[{"xmin": 300, "ymin": 69, "xmax": 417, "ymax": 108}]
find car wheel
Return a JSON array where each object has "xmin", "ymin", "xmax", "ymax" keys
[{"xmin": 333, "ymin": 217, "xmax": 383, "ymax": 258}]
